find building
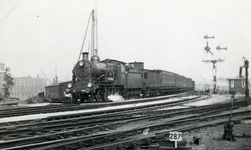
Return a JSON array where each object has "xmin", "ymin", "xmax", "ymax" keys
[
  {"xmin": 10, "ymin": 75, "xmax": 47, "ymax": 100},
  {"xmin": 227, "ymin": 78, "xmax": 246, "ymax": 94}
]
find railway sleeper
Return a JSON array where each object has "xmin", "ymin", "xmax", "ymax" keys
[
  {"xmin": 73, "ymin": 130, "xmax": 90, "ymax": 136},
  {"xmin": 3, "ymin": 133, "xmax": 22, "ymax": 140}
]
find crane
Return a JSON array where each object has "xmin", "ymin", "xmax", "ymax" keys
[{"xmin": 40, "ymin": 69, "xmax": 52, "ymax": 85}]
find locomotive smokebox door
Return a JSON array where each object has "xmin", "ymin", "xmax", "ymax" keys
[{"xmin": 73, "ymin": 61, "xmax": 92, "ymax": 79}]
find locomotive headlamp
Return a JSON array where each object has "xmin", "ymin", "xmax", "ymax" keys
[
  {"xmin": 87, "ymin": 82, "xmax": 93, "ymax": 88},
  {"xmin": 79, "ymin": 61, "xmax": 84, "ymax": 66},
  {"xmin": 67, "ymin": 83, "xmax": 73, "ymax": 88}
]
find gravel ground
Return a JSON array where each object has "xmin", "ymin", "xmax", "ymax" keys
[
  {"xmin": 106, "ymin": 95, "xmax": 251, "ymax": 150},
  {"xmin": 118, "ymin": 117, "xmax": 251, "ymax": 150},
  {"xmin": 186, "ymin": 101, "xmax": 251, "ymax": 150},
  {"xmin": 184, "ymin": 122, "xmax": 251, "ymax": 150}
]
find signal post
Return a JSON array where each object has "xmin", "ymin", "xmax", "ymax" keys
[{"xmin": 202, "ymin": 35, "xmax": 226, "ymax": 94}]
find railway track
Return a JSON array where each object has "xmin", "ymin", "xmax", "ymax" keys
[
  {"xmin": 0, "ymin": 101, "xmax": 230, "ymax": 140},
  {"xmin": 78, "ymin": 113, "xmax": 251, "ymax": 150},
  {"xmin": 0, "ymin": 98, "xmax": 248, "ymax": 150},
  {"xmin": 0, "ymin": 93, "xmax": 204, "ymax": 126},
  {"xmin": 0, "ymin": 92, "xmax": 194, "ymax": 118},
  {"xmin": 0, "ymin": 98, "xmax": 245, "ymax": 136},
  {"xmin": 0, "ymin": 95, "xmax": 210, "ymax": 138},
  {"xmin": 3, "ymin": 108, "xmax": 250, "ymax": 150}
]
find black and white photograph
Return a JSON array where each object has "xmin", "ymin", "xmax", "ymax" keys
[{"xmin": 0, "ymin": 0, "xmax": 251, "ymax": 149}]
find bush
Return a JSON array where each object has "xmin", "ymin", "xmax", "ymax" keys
[{"xmin": 25, "ymin": 95, "xmax": 51, "ymax": 104}]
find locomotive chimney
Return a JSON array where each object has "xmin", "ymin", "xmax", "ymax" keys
[{"xmin": 82, "ymin": 52, "xmax": 89, "ymax": 60}]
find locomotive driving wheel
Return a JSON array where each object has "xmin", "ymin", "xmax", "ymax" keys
[
  {"xmin": 87, "ymin": 94, "xmax": 92, "ymax": 102},
  {"xmin": 96, "ymin": 90, "xmax": 102, "ymax": 102},
  {"xmin": 71, "ymin": 93, "xmax": 77, "ymax": 104},
  {"xmin": 124, "ymin": 90, "xmax": 128, "ymax": 99},
  {"xmin": 90, "ymin": 93, "xmax": 95, "ymax": 102},
  {"xmin": 102, "ymin": 87, "xmax": 108, "ymax": 101}
]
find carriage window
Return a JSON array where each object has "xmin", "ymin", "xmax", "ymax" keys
[
  {"xmin": 242, "ymin": 80, "xmax": 245, "ymax": 88},
  {"xmin": 231, "ymin": 80, "xmax": 234, "ymax": 88},
  {"xmin": 144, "ymin": 73, "xmax": 147, "ymax": 79},
  {"xmin": 121, "ymin": 64, "xmax": 125, "ymax": 72}
]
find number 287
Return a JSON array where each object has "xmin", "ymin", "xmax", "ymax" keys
[{"xmin": 169, "ymin": 133, "xmax": 181, "ymax": 139}]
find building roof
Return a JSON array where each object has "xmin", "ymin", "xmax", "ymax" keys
[{"xmin": 227, "ymin": 78, "xmax": 245, "ymax": 81}]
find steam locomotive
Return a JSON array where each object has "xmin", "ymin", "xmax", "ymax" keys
[{"xmin": 45, "ymin": 52, "xmax": 195, "ymax": 103}]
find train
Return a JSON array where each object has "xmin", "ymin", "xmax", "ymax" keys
[{"xmin": 45, "ymin": 52, "xmax": 195, "ymax": 103}]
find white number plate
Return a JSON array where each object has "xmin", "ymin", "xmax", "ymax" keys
[{"xmin": 169, "ymin": 131, "xmax": 182, "ymax": 141}]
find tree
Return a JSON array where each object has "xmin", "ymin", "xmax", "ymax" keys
[{"xmin": 3, "ymin": 67, "xmax": 15, "ymax": 98}]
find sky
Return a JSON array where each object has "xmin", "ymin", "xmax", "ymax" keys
[{"xmin": 0, "ymin": 0, "xmax": 250, "ymax": 84}]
